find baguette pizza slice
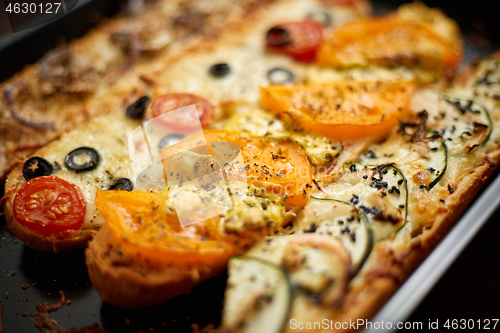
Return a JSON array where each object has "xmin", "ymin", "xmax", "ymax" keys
[
  {"xmin": 85, "ymin": 129, "xmax": 318, "ymax": 308},
  {"xmin": 219, "ymin": 66, "xmax": 500, "ymax": 333}
]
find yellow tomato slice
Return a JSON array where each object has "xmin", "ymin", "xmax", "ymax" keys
[
  {"xmin": 96, "ymin": 190, "xmax": 242, "ymax": 267},
  {"xmin": 250, "ymin": 140, "xmax": 312, "ymax": 206},
  {"xmin": 261, "ymin": 80, "xmax": 414, "ymax": 140},
  {"xmin": 316, "ymin": 18, "xmax": 462, "ymax": 71},
  {"xmin": 160, "ymin": 130, "xmax": 312, "ymax": 206}
]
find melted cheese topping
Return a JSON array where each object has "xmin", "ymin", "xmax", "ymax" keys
[
  {"xmin": 12, "ymin": 115, "xmax": 142, "ymax": 230},
  {"xmin": 149, "ymin": 0, "xmax": 368, "ymax": 118}
]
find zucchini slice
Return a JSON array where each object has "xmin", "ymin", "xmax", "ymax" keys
[
  {"xmin": 294, "ymin": 198, "xmax": 373, "ymax": 271},
  {"xmin": 426, "ymin": 140, "xmax": 448, "ymax": 188},
  {"xmin": 222, "ymin": 256, "xmax": 292, "ymax": 333},
  {"xmin": 323, "ymin": 163, "xmax": 408, "ymax": 242},
  {"xmin": 439, "ymin": 95, "xmax": 492, "ymax": 148}
]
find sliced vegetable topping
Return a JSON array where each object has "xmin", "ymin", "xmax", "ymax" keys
[
  {"xmin": 126, "ymin": 96, "xmax": 150, "ymax": 119},
  {"xmin": 267, "ymin": 67, "xmax": 295, "ymax": 85},
  {"xmin": 158, "ymin": 133, "xmax": 185, "ymax": 150},
  {"xmin": 252, "ymin": 140, "xmax": 312, "ymax": 206},
  {"xmin": 209, "ymin": 63, "xmax": 231, "ymax": 78},
  {"xmin": 439, "ymin": 96, "xmax": 492, "ymax": 149},
  {"xmin": 261, "ymin": 80, "xmax": 414, "ymax": 140},
  {"xmin": 294, "ymin": 198, "xmax": 373, "ymax": 272},
  {"xmin": 316, "ymin": 17, "xmax": 462, "ymax": 71},
  {"xmin": 284, "ymin": 234, "xmax": 351, "ymax": 306},
  {"xmin": 106, "ymin": 178, "xmax": 133, "ymax": 191},
  {"xmin": 358, "ymin": 111, "xmax": 448, "ymax": 189},
  {"xmin": 22, "ymin": 156, "xmax": 53, "ymax": 181},
  {"xmin": 150, "ymin": 93, "xmax": 214, "ymax": 130},
  {"xmin": 306, "ymin": 10, "xmax": 332, "ymax": 27},
  {"xmin": 323, "ymin": 164, "xmax": 408, "ymax": 242},
  {"xmin": 4, "ymin": 86, "xmax": 56, "ymax": 130},
  {"xmin": 265, "ymin": 21, "xmax": 323, "ymax": 62},
  {"xmin": 424, "ymin": 140, "xmax": 448, "ymax": 189},
  {"xmin": 160, "ymin": 130, "xmax": 313, "ymax": 206},
  {"xmin": 65, "ymin": 147, "xmax": 100, "ymax": 173},
  {"xmin": 96, "ymin": 190, "xmax": 252, "ymax": 267},
  {"xmin": 474, "ymin": 61, "xmax": 500, "ymax": 87},
  {"xmin": 39, "ymin": 47, "xmax": 98, "ymax": 94},
  {"xmin": 223, "ymin": 256, "xmax": 292, "ymax": 333},
  {"xmin": 13, "ymin": 176, "xmax": 86, "ymax": 235}
]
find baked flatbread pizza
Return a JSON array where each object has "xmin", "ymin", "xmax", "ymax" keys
[{"xmin": 2, "ymin": 0, "xmax": 500, "ymax": 332}]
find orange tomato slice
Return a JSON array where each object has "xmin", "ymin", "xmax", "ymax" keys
[
  {"xmin": 96, "ymin": 190, "xmax": 244, "ymax": 267},
  {"xmin": 261, "ymin": 80, "xmax": 414, "ymax": 140},
  {"xmin": 316, "ymin": 18, "xmax": 462, "ymax": 71},
  {"xmin": 160, "ymin": 130, "xmax": 312, "ymax": 206}
]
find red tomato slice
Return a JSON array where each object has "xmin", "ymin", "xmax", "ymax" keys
[
  {"xmin": 13, "ymin": 176, "xmax": 86, "ymax": 236},
  {"xmin": 150, "ymin": 93, "xmax": 214, "ymax": 131},
  {"xmin": 266, "ymin": 21, "xmax": 323, "ymax": 62}
]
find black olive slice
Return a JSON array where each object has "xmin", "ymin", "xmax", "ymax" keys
[
  {"xmin": 126, "ymin": 96, "xmax": 150, "ymax": 119},
  {"xmin": 306, "ymin": 10, "xmax": 332, "ymax": 27},
  {"xmin": 65, "ymin": 147, "xmax": 100, "ymax": 173},
  {"xmin": 209, "ymin": 63, "xmax": 231, "ymax": 78},
  {"xmin": 159, "ymin": 133, "xmax": 185, "ymax": 150},
  {"xmin": 267, "ymin": 67, "xmax": 295, "ymax": 85},
  {"xmin": 266, "ymin": 27, "xmax": 291, "ymax": 46},
  {"xmin": 22, "ymin": 156, "xmax": 53, "ymax": 181},
  {"xmin": 106, "ymin": 178, "xmax": 133, "ymax": 191}
]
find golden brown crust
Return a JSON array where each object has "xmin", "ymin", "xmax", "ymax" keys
[{"xmin": 85, "ymin": 225, "xmax": 224, "ymax": 309}]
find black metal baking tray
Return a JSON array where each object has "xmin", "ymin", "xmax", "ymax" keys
[{"xmin": 1, "ymin": 1, "xmax": 500, "ymax": 332}]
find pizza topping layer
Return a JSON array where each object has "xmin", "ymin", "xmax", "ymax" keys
[
  {"xmin": 223, "ymin": 256, "xmax": 292, "ymax": 333},
  {"xmin": 158, "ymin": 133, "xmax": 186, "ymax": 150},
  {"xmin": 13, "ymin": 176, "xmax": 86, "ymax": 236},
  {"xmin": 209, "ymin": 63, "xmax": 231, "ymax": 78},
  {"xmin": 160, "ymin": 130, "xmax": 313, "ymax": 206},
  {"xmin": 4, "ymin": 0, "xmax": 500, "ymax": 329},
  {"xmin": 126, "ymin": 95, "xmax": 151, "ymax": 119},
  {"xmin": 105, "ymin": 178, "xmax": 134, "ymax": 192},
  {"xmin": 306, "ymin": 10, "xmax": 333, "ymax": 27},
  {"xmin": 320, "ymin": 164, "xmax": 408, "ymax": 242},
  {"xmin": 65, "ymin": 147, "xmax": 100, "ymax": 173},
  {"xmin": 284, "ymin": 234, "xmax": 351, "ymax": 306},
  {"xmin": 148, "ymin": 93, "xmax": 214, "ymax": 129},
  {"xmin": 22, "ymin": 156, "xmax": 54, "ymax": 181},
  {"xmin": 294, "ymin": 199, "xmax": 373, "ymax": 271},
  {"xmin": 223, "ymin": 234, "xmax": 353, "ymax": 331},
  {"xmin": 265, "ymin": 21, "xmax": 324, "ymax": 62},
  {"xmin": 261, "ymin": 80, "xmax": 414, "ymax": 140},
  {"xmin": 222, "ymin": 109, "xmax": 342, "ymax": 166},
  {"xmin": 3, "ymin": 85, "xmax": 56, "ymax": 131},
  {"xmin": 267, "ymin": 67, "xmax": 296, "ymax": 85},
  {"xmin": 39, "ymin": 46, "xmax": 99, "ymax": 95},
  {"xmin": 96, "ymin": 190, "xmax": 242, "ymax": 268},
  {"xmin": 96, "ymin": 184, "xmax": 284, "ymax": 268},
  {"xmin": 317, "ymin": 2, "xmax": 462, "ymax": 72}
]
